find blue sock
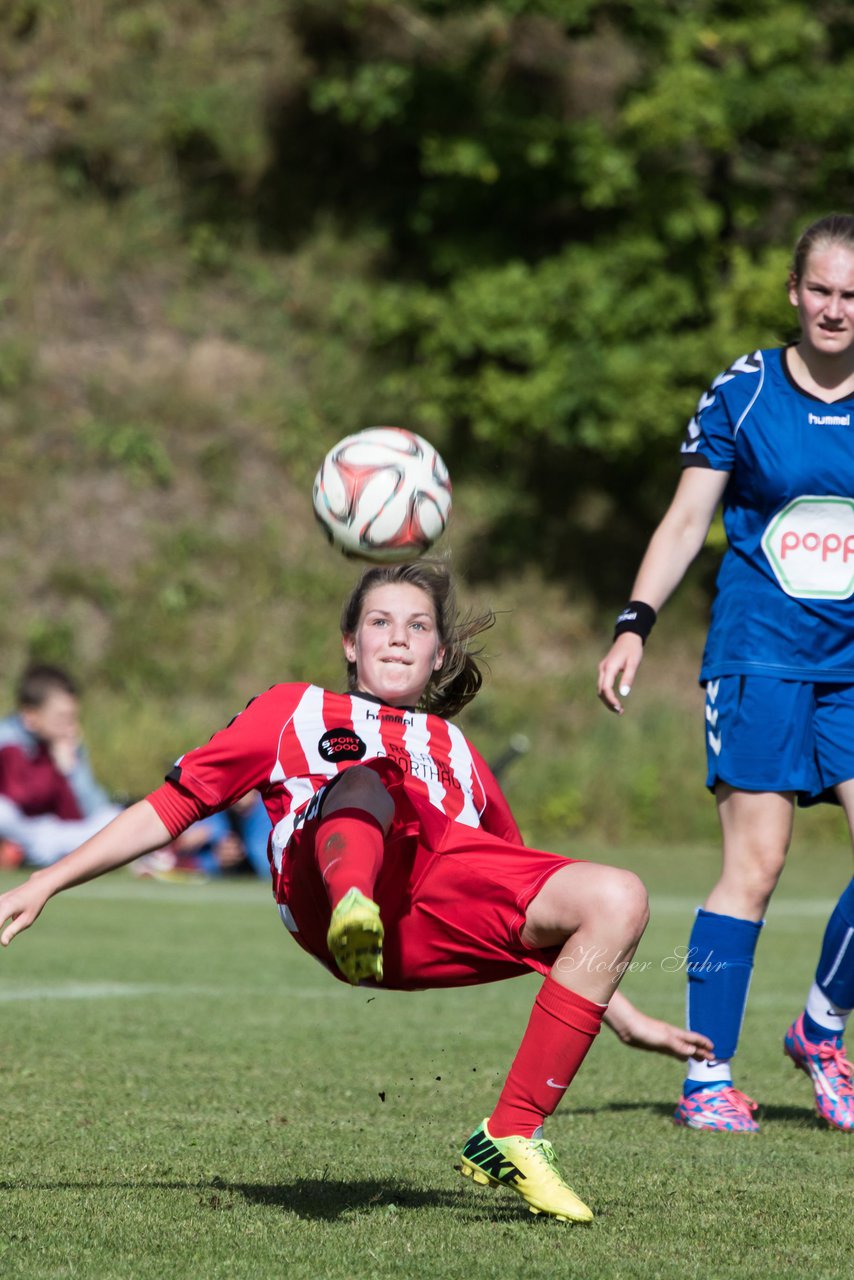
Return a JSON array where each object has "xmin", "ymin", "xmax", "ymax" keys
[
  {"xmin": 683, "ymin": 908, "xmax": 763, "ymax": 1091},
  {"xmin": 802, "ymin": 1009, "xmax": 843, "ymax": 1046},
  {"xmin": 815, "ymin": 878, "xmax": 854, "ymax": 1009},
  {"xmin": 802, "ymin": 878, "xmax": 854, "ymax": 1043}
]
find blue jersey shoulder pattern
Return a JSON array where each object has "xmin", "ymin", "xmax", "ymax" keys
[{"xmin": 680, "ymin": 350, "xmax": 764, "ymax": 469}]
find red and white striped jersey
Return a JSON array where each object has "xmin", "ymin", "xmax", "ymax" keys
[{"xmin": 167, "ymin": 683, "xmax": 521, "ymax": 868}]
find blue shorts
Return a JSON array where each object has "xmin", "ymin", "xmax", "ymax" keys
[{"xmin": 703, "ymin": 676, "xmax": 854, "ymax": 805}]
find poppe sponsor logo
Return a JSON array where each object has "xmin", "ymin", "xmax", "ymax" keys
[
  {"xmin": 317, "ymin": 727, "xmax": 367, "ymax": 762},
  {"xmin": 762, "ymin": 496, "xmax": 854, "ymax": 599}
]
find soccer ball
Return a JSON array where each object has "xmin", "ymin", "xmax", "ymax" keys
[{"xmin": 312, "ymin": 427, "xmax": 452, "ymax": 562}]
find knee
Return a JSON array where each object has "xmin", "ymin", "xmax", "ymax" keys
[
  {"xmin": 749, "ymin": 843, "xmax": 787, "ymax": 893},
  {"xmin": 564, "ymin": 864, "xmax": 649, "ymax": 938},
  {"xmin": 598, "ymin": 868, "xmax": 650, "ymax": 940},
  {"xmin": 323, "ymin": 766, "xmax": 395, "ymax": 830},
  {"xmin": 720, "ymin": 840, "xmax": 787, "ymax": 911}
]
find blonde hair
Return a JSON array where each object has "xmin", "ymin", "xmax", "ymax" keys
[
  {"xmin": 791, "ymin": 213, "xmax": 854, "ymax": 284},
  {"xmin": 340, "ymin": 562, "xmax": 494, "ymax": 718}
]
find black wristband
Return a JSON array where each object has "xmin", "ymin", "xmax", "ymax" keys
[{"xmin": 613, "ymin": 600, "xmax": 657, "ymax": 644}]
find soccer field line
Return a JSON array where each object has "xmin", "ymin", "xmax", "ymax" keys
[
  {"xmin": 0, "ymin": 979, "xmax": 346, "ymax": 1003},
  {"xmin": 0, "ymin": 951, "xmax": 824, "ymax": 1012},
  {"xmin": 649, "ymin": 894, "xmax": 835, "ymax": 919},
  {"xmin": 52, "ymin": 878, "xmax": 839, "ymax": 919},
  {"xmin": 0, "ymin": 978, "xmax": 807, "ymax": 1019},
  {"xmin": 67, "ymin": 878, "xmax": 273, "ymax": 906}
]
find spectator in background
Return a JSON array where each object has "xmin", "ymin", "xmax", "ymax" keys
[
  {"xmin": 0, "ymin": 664, "xmax": 120, "ymax": 867},
  {"xmin": 209, "ymin": 790, "xmax": 271, "ymax": 878},
  {"xmin": 133, "ymin": 791, "xmax": 272, "ymax": 880}
]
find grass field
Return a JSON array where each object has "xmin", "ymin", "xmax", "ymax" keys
[{"xmin": 1, "ymin": 841, "xmax": 853, "ymax": 1280}]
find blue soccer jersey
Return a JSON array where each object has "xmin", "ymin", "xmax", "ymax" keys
[{"xmin": 680, "ymin": 346, "xmax": 854, "ymax": 681}]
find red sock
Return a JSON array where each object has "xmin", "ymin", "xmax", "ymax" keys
[
  {"xmin": 488, "ymin": 977, "xmax": 606, "ymax": 1139},
  {"xmin": 314, "ymin": 807, "xmax": 385, "ymax": 909}
]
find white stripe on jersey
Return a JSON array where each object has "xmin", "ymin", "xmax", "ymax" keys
[
  {"xmin": 733, "ymin": 351, "xmax": 765, "ymax": 438},
  {"xmin": 270, "ymin": 776, "xmax": 318, "ymax": 869},
  {"xmin": 403, "ymin": 710, "xmax": 446, "ymax": 812},
  {"xmin": 264, "ymin": 684, "xmax": 490, "ymax": 843},
  {"xmin": 269, "ymin": 722, "xmax": 293, "ymax": 784},
  {"xmin": 350, "ymin": 696, "xmax": 388, "ymax": 758},
  {"xmin": 278, "ymin": 902, "xmax": 298, "ymax": 932},
  {"xmin": 291, "ymin": 684, "xmax": 330, "ymax": 774},
  {"xmin": 446, "ymin": 721, "xmax": 482, "ymax": 827}
]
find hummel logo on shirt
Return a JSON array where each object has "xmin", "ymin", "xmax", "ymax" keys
[{"xmin": 808, "ymin": 412, "xmax": 851, "ymax": 427}]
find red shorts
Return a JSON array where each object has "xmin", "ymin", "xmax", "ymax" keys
[{"xmin": 272, "ymin": 759, "xmax": 577, "ymax": 991}]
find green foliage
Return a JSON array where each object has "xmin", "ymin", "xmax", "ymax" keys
[
  {"xmin": 2, "ymin": 0, "xmax": 854, "ymax": 836},
  {"xmin": 0, "ymin": 339, "xmax": 33, "ymax": 393},
  {"xmin": 267, "ymin": 0, "xmax": 854, "ymax": 558},
  {"xmin": 361, "ymin": 239, "xmax": 707, "ymax": 455},
  {"xmin": 78, "ymin": 417, "xmax": 173, "ymax": 488},
  {"xmin": 310, "ymin": 60, "xmax": 413, "ymax": 130},
  {"xmin": 24, "ymin": 617, "xmax": 77, "ymax": 669}
]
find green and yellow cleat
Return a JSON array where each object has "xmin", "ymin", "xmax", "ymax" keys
[
  {"xmin": 459, "ymin": 1119, "xmax": 593, "ymax": 1223},
  {"xmin": 326, "ymin": 887, "xmax": 384, "ymax": 985}
]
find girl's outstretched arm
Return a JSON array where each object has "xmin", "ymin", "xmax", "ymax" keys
[
  {"xmin": 0, "ymin": 800, "xmax": 171, "ymax": 947},
  {"xmin": 605, "ymin": 989, "xmax": 714, "ymax": 1061}
]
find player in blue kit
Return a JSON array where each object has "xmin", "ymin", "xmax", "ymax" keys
[{"xmin": 598, "ymin": 213, "xmax": 854, "ymax": 1132}]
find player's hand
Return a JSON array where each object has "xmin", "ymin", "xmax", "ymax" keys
[
  {"xmin": 49, "ymin": 731, "xmax": 81, "ymax": 775},
  {"xmin": 597, "ymin": 633, "xmax": 644, "ymax": 715},
  {"xmin": 0, "ymin": 872, "xmax": 52, "ymax": 948},
  {"xmin": 605, "ymin": 1000, "xmax": 714, "ymax": 1061}
]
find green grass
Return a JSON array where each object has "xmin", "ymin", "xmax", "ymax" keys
[{"xmin": 1, "ymin": 843, "xmax": 854, "ymax": 1279}]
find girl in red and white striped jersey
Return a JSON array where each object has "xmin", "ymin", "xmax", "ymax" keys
[{"xmin": 0, "ymin": 562, "xmax": 710, "ymax": 1223}]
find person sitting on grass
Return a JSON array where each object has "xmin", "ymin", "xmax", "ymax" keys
[
  {"xmin": 0, "ymin": 663, "xmax": 121, "ymax": 867},
  {"xmin": 0, "ymin": 563, "xmax": 711, "ymax": 1224},
  {"xmin": 131, "ymin": 791, "xmax": 271, "ymax": 881}
]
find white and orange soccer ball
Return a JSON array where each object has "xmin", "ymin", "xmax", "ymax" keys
[{"xmin": 312, "ymin": 427, "xmax": 452, "ymax": 562}]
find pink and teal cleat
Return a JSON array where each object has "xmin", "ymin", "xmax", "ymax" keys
[
  {"xmin": 673, "ymin": 1084, "xmax": 760, "ymax": 1132},
  {"xmin": 783, "ymin": 1014, "xmax": 854, "ymax": 1131}
]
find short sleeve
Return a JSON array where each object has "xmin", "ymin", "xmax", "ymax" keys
[
  {"xmin": 679, "ymin": 351, "xmax": 762, "ymax": 472},
  {"xmin": 167, "ymin": 684, "xmax": 302, "ymax": 811}
]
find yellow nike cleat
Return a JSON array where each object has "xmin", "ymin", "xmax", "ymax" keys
[
  {"xmin": 459, "ymin": 1119, "xmax": 593, "ymax": 1223},
  {"xmin": 326, "ymin": 887, "xmax": 384, "ymax": 985}
]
